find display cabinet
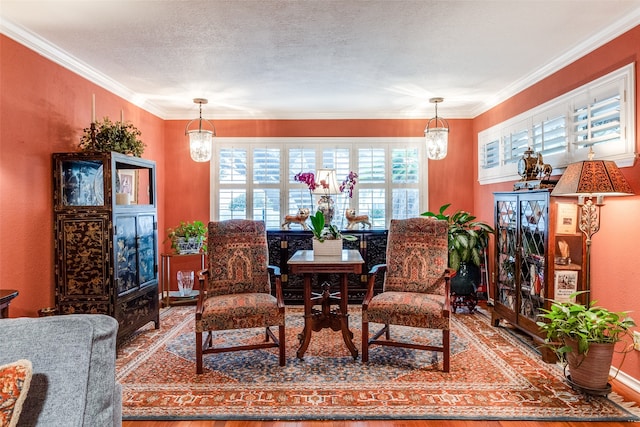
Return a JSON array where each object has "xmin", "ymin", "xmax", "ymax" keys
[
  {"xmin": 52, "ymin": 151, "xmax": 159, "ymax": 343},
  {"xmin": 492, "ymin": 190, "xmax": 586, "ymax": 362}
]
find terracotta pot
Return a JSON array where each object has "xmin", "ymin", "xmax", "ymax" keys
[{"xmin": 564, "ymin": 337, "xmax": 615, "ymax": 391}]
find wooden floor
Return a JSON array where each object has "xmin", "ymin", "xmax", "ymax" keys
[{"xmin": 123, "ymin": 379, "xmax": 640, "ymax": 427}]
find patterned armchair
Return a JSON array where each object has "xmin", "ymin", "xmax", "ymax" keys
[
  {"xmin": 361, "ymin": 217, "xmax": 454, "ymax": 371},
  {"xmin": 195, "ymin": 220, "xmax": 285, "ymax": 374}
]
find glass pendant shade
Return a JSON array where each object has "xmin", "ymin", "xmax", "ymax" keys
[
  {"xmin": 185, "ymin": 98, "xmax": 216, "ymax": 162},
  {"xmin": 424, "ymin": 97, "xmax": 449, "ymax": 160},
  {"xmin": 425, "ymin": 127, "xmax": 449, "ymax": 160},
  {"xmin": 188, "ymin": 129, "xmax": 214, "ymax": 162}
]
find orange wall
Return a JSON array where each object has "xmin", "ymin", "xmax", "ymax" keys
[
  {"xmin": 473, "ymin": 25, "xmax": 640, "ymax": 380},
  {"xmin": 161, "ymin": 118, "xmax": 475, "ymax": 253},
  {"xmin": 0, "ymin": 35, "xmax": 166, "ymax": 318}
]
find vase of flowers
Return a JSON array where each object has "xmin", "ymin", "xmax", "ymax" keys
[{"xmin": 294, "ymin": 170, "xmax": 358, "ymax": 228}]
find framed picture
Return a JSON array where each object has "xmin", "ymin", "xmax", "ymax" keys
[
  {"xmin": 118, "ymin": 170, "xmax": 138, "ymax": 204},
  {"xmin": 556, "ymin": 202, "xmax": 578, "ymax": 235},
  {"xmin": 554, "ymin": 270, "xmax": 578, "ymax": 302}
]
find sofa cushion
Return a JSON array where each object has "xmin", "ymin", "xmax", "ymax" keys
[
  {"xmin": 0, "ymin": 359, "xmax": 32, "ymax": 427},
  {"xmin": 0, "ymin": 314, "xmax": 119, "ymax": 426}
]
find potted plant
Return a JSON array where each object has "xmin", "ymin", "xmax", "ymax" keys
[
  {"xmin": 79, "ymin": 117, "xmax": 146, "ymax": 157},
  {"xmin": 421, "ymin": 204, "xmax": 494, "ymax": 296},
  {"xmin": 537, "ymin": 292, "xmax": 635, "ymax": 392},
  {"xmin": 165, "ymin": 220, "xmax": 207, "ymax": 254},
  {"xmin": 309, "ymin": 211, "xmax": 356, "ymax": 255}
]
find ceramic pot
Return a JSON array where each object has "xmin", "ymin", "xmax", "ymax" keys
[
  {"xmin": 312, "ymin": 238, "xmax": 343, "ymax": 256},
  {"xmin": 450, "ymin": 262, "xmax": 481, "ymax": 295},
  {"xmin": 564, "ymin": 337, "xmax": 615, "ymax": 391}
]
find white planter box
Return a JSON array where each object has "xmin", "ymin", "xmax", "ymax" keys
[{"xmin": 312, "ymin": 238, "xmax": 343, "ymax": 256}]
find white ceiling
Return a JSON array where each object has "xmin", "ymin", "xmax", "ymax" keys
[{"xmin": 2, "ymin": 0, "xmax": 640, "ymax": 120}]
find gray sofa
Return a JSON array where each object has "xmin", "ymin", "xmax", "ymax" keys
[{"xmin": 0, "ymin": 314, "xmax": 122, "ymax": 426}]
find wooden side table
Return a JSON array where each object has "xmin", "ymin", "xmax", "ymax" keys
[
  {"xmin": 287, "ymin": 249, "xmax": 364, "ymax": 360},
  {"xmin": 160, "ymin": 253, "xmax": 206, "ymax": 307},
  {"xmin": 0, "ymin": 290, "xmax": 19, "ymax": 319}
]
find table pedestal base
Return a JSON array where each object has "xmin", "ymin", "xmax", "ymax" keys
[{"xmin": 297, "ymin": 281, "xmax": 358, "ymax": 360}]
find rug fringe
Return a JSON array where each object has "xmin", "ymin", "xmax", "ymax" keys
[{"xmin": 608, "ymin": 391, "xmax": 640, "ymax": 416}]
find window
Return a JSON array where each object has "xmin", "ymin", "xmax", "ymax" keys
[
  {"xmin": 211, "ymin": 138, "xmax": 425, "ymax": 229},
  {"xmin": 478, "ymin": 63, "xmax": 635, "ymax": 184}
]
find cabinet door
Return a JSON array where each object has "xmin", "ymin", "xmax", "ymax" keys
[
  {"xmin": 54, "ymin": 155, "xmax": 108, "ymax": 209},
  {"xmin": 115, "ymin": 215, "xmax": 138, "ymax": 294},
  {"xmin": 517, "ymin": 193, "xmax": 548, "ymax": 323},
  {"xmin": 55, "ymin": 213, "xmax": 113, "ymax": 313},
  {"xmin": 495, "ymin": 196, "xmax": 518, "ymax": 312},
  {"xmin": 137, "ymin": 213, "xmax": 157, "ymax": 286}
]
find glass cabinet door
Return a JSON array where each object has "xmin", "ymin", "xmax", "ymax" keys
[
  {"xmin": 518, "ymin": 195, "xmax": 547, "ymax": 321},
  {"xmin": 496, "ymin": 197, "xmax": 517, "ymax": 311},
  {"xmin": 60, "ymin": 159, "xmax": 105, "ymax": 206}
]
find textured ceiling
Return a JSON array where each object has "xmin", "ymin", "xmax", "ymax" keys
[{"xmin": 2, "ymin": 0, "xmax": 640, "ymax": 120}]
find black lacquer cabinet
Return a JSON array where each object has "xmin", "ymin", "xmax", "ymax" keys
[{"xmin": 52, "ymin": 152, "xmax": 159, "ymax": 343}]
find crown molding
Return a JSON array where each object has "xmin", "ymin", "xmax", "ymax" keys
[
  {"xmin": 0, "ymin": 18, "xmax": 167, "ymax": 118},
  {"xmin": 3, "ymin": 13, "xmax": 639, "ymax": 121},
  {"xmin": 470, "ymin": 9, "xmax": 640, "ymax": 118}
]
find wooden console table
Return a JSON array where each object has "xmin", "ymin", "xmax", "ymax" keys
[
  {"xmin": 287, "ymin": 249, "xmax": 364, "ymax": 360},
  {"xmin": 0, "ymin": 289, "xmax": 19, "ymax": 319}
]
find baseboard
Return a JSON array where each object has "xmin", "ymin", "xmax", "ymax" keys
[{"xmin": 610, "ymin": 367, "xmax": 640, "ymax": 393}]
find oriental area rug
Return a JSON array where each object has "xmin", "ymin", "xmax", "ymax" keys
[{"xmin": 116, "ymin": 305, "xmax": 640, "ymax": 421}]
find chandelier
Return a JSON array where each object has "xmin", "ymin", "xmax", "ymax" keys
[
  {"xmin": 185, "ymin": 98, "xmax": 216, "ymax": 162},
  {"xmin": 424, "ymin": 97, "xmax": 449, "ymax": 160}
]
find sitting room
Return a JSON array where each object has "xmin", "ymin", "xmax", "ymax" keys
[{"xmin": 2, "ymin": 1, "xmax": 640, "ymax": 426}]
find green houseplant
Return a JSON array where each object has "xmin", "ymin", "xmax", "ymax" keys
[
  {"xmin": 79, "ymin": 117, "xmax": 146, "ymax": 157},
  {"xmin": 421, "ymin": 203, "xmax": 494, "ymax": 271},
  {"xmin": 309, "ymin": 211, "xmax": 357, "ymax": 242},
  {"xmin": 537, "ymin": 292, "xmax": 635, "ymax": 391},
  {"xmin": 165, "ymin": 220, "xmax": 207, "ymax": 254},
  {"xmin": 421, "ymin": 204, "xmax": 494, "ymax": 310}
]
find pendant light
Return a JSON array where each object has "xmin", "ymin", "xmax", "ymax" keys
[
  {"xmin": 185, "ymin": 98, "xmax": 216, "ymax": 162},
  {"xmin": 424, "ymin": 97, "xmax": 449, "ymax": 160}
]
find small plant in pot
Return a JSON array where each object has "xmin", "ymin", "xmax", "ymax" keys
[
  {"xmin": 165, "ymin": 220, "xmax": 207, "ymax": 254},
  {"xmin": 309, "ymin": 211, "xmax": 356, "ymax": 256},
  {"xmin": 537, "ymin": 291, "xmax": 635, "ymax": 393},
  {"xmin": 421, "ymin": 204, "xmax": 494, "ymax": 304}
]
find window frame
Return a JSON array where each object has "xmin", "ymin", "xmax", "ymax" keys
[
  {"xmin": 209, "ymin": 137, "xmax": 427, "ymax": 229},
  {"xmin": 478, "ymin": 63, "xmax": 635, "ymax": 185}
]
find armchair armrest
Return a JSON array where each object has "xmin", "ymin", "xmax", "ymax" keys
[
  {"xmin": 443, "ymin": 267, "xmax": 455, "ymax": 315},
  {"xmin": 268, "ymin": 265, "xmax": 285, "ymax": 310},
  {"xmin": 363, "ymin": 264, "xmax": 387, "ymax": 308},
  {"xmin": 267, "ymin": 265, "xmax": 281, "ymax": 276},
  {"xmin": 196, "ymin": 269, "xmax": 209, "ymax": 316}
]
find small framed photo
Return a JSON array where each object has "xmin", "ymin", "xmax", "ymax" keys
[
  {"xmin": 554, "ymin": 270, "xmax": 578, "ymax": 302},
  {"xmin": 556, "ymin": 202, "xmax": 577, "ymax": 235},
  {"xmin": 118, "ymin": 170, "xmax": 138, "ymax": 204}
]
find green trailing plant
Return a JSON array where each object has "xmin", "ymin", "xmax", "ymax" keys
[
  {"xmin": 309, "ymin": 211, "xmax": 357, "ymax": 242},
  {"xmin": 165, "ymin": 220, "xmax": 207, "ymax": 253},
  {"xmin": 79, "ymin": 117, "xmax": 146, "ymax": 157},
  {"xmin": 537, "ymin": 291, "xmax": 635, "ymax": 362},
  {"xmin": 421, "ymin": 203, "xmax": 495, "ymax": 271}
]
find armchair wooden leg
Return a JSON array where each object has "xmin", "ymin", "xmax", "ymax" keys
[
  {"xmin": 196, "ymin": 331, "xmax": 203, "ymax": 374},
  {"xmin": 362, "ymin": 320, "xmax": 369, "ymax": 362},
  {"xmin": 442, "ymin": 329, "xmax": 450, "ymax": 373}
]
